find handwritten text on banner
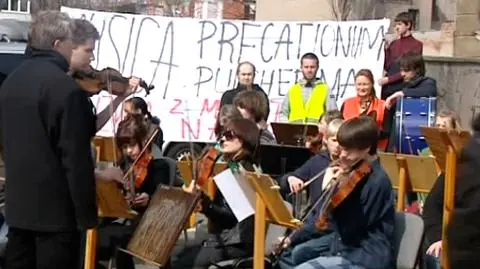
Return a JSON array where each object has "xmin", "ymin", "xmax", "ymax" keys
[{"xmin": 62, "ymin": 7, "xmax": 390, "ymax": 142}]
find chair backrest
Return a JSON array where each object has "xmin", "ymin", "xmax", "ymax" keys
[
  {"xmin": 264, "ymin": 201, "xmax": 293, "ymax": 254},
  {"xmin": 395, "ymin": 212, "xmax": 424, "ymax": 269}
]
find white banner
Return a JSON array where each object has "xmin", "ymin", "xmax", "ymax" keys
[{"xmin": 62, "ymin": 7, "xmax": 390, "ymax": 142}]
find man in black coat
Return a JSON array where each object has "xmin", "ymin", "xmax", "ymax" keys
[
  {"xmin": 0, "ymin": 11, "xmax": 97, "ymax": 269},
  {"xmin": 446, "ymin": 113, "xmax": 480, "ymax": 268},
  {"xmin": 219, "ymin": 61, "xmax": 270, "ymax": 119}
]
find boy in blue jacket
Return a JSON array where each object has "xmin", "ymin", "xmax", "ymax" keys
[{"xmin": 277, "ymin": 116, "xmax": 396, "ymax": 269}]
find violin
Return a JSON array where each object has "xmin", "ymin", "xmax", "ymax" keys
[
  {"xmin": 195, "ymin": 146, "xmax": 221, "ymax": 187},
  {"xmin": 122, "ymin": 127, "xmax": 160, "ymax": 201},
  {"xmin": 72, "ymin": 65, "xmax": 154, "ymax": 96},
  {"xmin": 132, "ymin": 152, "xmax": 153, "ymax": 189},
  {"xmin": 315, "ymin": 159, "xmax": 372, "ymax": 230}
]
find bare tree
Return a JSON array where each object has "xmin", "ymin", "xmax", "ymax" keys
[{"xmin": 329, "ymin": 0, "xmax": 352, "ymax": 21}]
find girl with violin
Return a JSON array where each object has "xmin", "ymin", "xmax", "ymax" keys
[
  {"xmin": 124, "ymin": 96, "xmax": 164, "ymax": 157},
  {"xmin": 276, "ymin": 116, "xmax": 396, "ymax": 269},
  {"xmin": 341, "ymin": 69, "xmax": 389, "ymax": 151},
  {"xmin": 96, "ymin": 114, "xmax": 181, "ymax": 269},
  {"xmin": 172, "ymin": 118, "xmax": 261, "ymax": 269}
]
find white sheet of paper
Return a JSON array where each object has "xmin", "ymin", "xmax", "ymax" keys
[{"xmin": 213, "ymin": 169, "xmax": 256, "ymax": 222}]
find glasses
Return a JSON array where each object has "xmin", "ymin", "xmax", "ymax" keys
[{"xmin": 221, "ymin": 130, "xmax": 237, "ymax": 141}]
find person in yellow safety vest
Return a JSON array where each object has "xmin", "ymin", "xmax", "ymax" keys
[{"xmin": 279, "ymin": 53, "xmax": 337, "ymax": 124}]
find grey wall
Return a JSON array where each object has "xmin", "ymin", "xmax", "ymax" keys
[{"xmin": 425, "ymin": 56, "xmax": 480, "ymax": 130}]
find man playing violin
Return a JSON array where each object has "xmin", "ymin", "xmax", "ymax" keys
[
  {"xmin": 0, "ymin": 11, "xmax": 97, "ymax": 269},
  {"xmin": 68, "ymin": 19, "xmax": 144, "ymax": 183},
  {"xmin": 276, "ymin": 116, "xmax": 395, "ymax": 269},
  {"xmin": 69, "ymin": 19, "xmax": 141, "ymax": 132}
]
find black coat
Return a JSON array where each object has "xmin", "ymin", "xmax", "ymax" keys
[
  {"xmin": 220, "ymin": 84, "xmax": 270, "ymax": 119},
  {"xmin": 447, "ymin": 134, "xmax": 480, "ymax": 268},
  {"xmin": 0, "ymin": 49, "xmax": 97, "ymax": 232}
]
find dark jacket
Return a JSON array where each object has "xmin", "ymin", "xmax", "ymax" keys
[
  {"xmin": 260, "ymin": 129, "xmax": 276, "ymax": 144},
  {"xmin": 199, "ymin": 160, "xmax": 256, "ymax": 254},
  {"xmin": 279, "ymin": 151, "xmax": 331, "ymax": 203},
  {"xmin": 220, "ymin": 84, "xmax": 270, "ymax": 119},
  {"xmin": 0, "ymin": 49, "xmax": 97, "ymax": 231},
  {"xmin": 402, "ymin": 76, "xmax": 437, "ymax": 98},
  {"xmin": 447, "ymin": 135, "xmax": 480, "ymax": 268},
  {"xmin": 381, "ymin": 35, "xmax": 423, "ymax": 99},
  {"xmin": 422, "ymin": 173, "xmax": 444, "ymax": 244},
  {"xmin": 290, "ymin": 159, "xmax": 396, "ymax": 269}
]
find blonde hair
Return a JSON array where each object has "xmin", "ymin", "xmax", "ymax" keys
[
  {"xmin": 326, "ymin": 119, "xmax": 344, "ymax": 138},
  {"xmin": 436, "ymin": 110, "xmax": 461, "ymax": 130}
]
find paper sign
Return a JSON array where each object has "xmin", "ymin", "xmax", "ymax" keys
[
  {"xmin": 62, "ymin": 7, "xmax": 389, "ymax": 143},
  {"xmin": 213, "ymin": 169, "xmax": 256, "ymax": 222}
]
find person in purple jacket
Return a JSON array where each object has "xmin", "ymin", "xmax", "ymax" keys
[{"xmin": 379, "ymin": 11, "xmax": 423, "ymax": 100}]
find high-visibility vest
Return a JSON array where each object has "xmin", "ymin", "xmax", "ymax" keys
[
  {"xmin": 342, "ymin": 96, "xmax": 388, "ymax": 150},
  {"xmin": 288, "ymin": 83, "xmax": 328, "ymax": 123}
]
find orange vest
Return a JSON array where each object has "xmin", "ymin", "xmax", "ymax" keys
[{"xmin": 342, "ymin": 97, "xmax": 388, "ymax": 150}]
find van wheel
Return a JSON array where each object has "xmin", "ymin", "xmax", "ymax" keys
[{"xmin": 165, "ymin": 143, "xmax": 204, "ymax": 161}]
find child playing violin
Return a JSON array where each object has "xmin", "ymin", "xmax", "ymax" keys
[
  {"xmin": 276, "ymin": 116, "xmax": 396, "ymax": 269},
  {"xmin": 96, "ymin": 114, "xmax": 181, "ymax": 269},
  {"xmin": 172, "ymin": 118, "xmax": 261, "ymax": 269},
  {"xmin": 281, "ymin": 119, "xmax": 343, "ymax": 203}
]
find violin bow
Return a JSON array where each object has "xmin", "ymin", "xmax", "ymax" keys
[{"xmin": 105, "ymin": 72, "xmax": 136, "ymax": 201}]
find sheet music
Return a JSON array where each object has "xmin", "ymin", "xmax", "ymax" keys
[{"xmin": 213, "ymin": 169, "xmax": 256, "ymax": 222}]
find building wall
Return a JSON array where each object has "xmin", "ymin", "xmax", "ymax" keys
[
  {"xmin": 256, "ymin": 0, "xmax": 333, "ymax": 21},
  {"xmin": 256, "ymin": 0, "xmax": 479, "ymax": 57},
  {"xmin": 257, "ymin": 0, "xmax": 456, "ymax": 30}
]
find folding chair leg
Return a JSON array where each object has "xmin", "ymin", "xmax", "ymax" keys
[{"xmin": 107, "ymin": 257, "xmax": 114, "ymax": 269}]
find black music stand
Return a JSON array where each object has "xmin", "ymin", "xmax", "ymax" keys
[
  {"xmin": 270, "ymin": 122, "xmax": 318, "ymax": 146},
  {"xmin": 259, "ymin": 144, "xmax": 312, "ymax": 176}
]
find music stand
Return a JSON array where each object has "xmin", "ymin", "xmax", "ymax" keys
[
  {"xmin": 421, "ymin": 127, "xmax": 471, "ymax": 269},
  {"xmin": 122, "ymin": 186, "xmax": 201, "ymax": 267},
  {"xmin": 378, "ymin": 152, "xmax": 408, "ymax": 211},
  {"xmin": 177, "ymin": 161, "xmax": 227, "ymax": 230},
  {"xmin": 402, "ymin": 154, "xmax": 439, "ymax": 193},
  {"xmin": 270, "ymin": 122, "xmax": 318, "ymax": 146},
  {"xmin": 92, "ymin": 136, "xmax": 122, "ymax": 162},
  {"xmin": 243, "ymin": 171, "xmax": 302, "ymax": 269},
  {"xmin": 85, "ymin": 181, "xmax": 137, "ymax": 269},
  {"xmin": 258, "ymin": 144, "xmax": 312, "ymax": 176}
]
